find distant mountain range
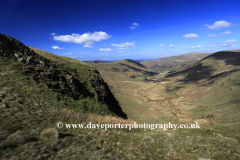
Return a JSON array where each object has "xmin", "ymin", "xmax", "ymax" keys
[
  {"xmin": 141, "ymin": 52, "xmax": 212, "ymax": 72},
  {"xmin": 85, "ymin": 52, "xmax": 212, "ymax": 72},
  {"xmin": 84, "ymin": 59, "xmax": 149, "ymax": 63},
  {"xmin": 162, "ymin": 49, "xmax": 240, "ymax": 127},
  {"xmin": 1, "ymin": 32, "xmax": 240, "ymax": 159},
  {"xmin": 84, "ymin": 59, "xmax": 110, "ymax": 63}
]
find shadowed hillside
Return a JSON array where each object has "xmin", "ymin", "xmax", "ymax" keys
[
  {"xmin": 151, "ymin": 49, "xmax": 240, "ymax": 128},
  {"xmin": 87, "ymin": 58, "xmax": 158, "ymax": 83},
  {"xmin": 87, "ymin": 50, "xmax": 240, "ymax": 128},
  {"xmin": 0, "ymin": 33, "xmax": 127, "ymax": 118},
  {"xmin": 117, "ymin": 59, "xmax": 147, "ymax": 68},
  {"xmin": 166, "ymin": 50, "xmax": 240, "ymax": 82},
  {"xmin": 1, "ymin": 33, "xmax": 240, "ymax": 159},
  {"xmin": 85, "ymin": 49, "xmax": 240, "ymax": 159}
]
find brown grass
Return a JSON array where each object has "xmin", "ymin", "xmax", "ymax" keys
[
  {"xmin": 56, "ymin": 108, "xmax": 137, "ymax": 130},
  {"xmin": 40, "ymin": 128, "xmax": 59, "ymax": 142}
]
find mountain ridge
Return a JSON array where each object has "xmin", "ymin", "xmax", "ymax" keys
[
  {"xmin": 141, "ymin": 52, "xmax": 212, "ymax": 72},
  {"xmin": 0, "ymin": 33, "xmax": 127, "ymax": 118},
  {"xmin": 1, "ymin": 33, "xmax": 240, "ymax": 159}
]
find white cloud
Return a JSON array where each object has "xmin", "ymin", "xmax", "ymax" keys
[
  {"xmin": 132, "ymin": 22, "xmax": 139, "ymax": 27},
  {"xmin": 52, "ymin": 31, "xmax": 111, "ymax": 47},
  {"xmin": 98, "ymin": 48, "xmax": 112, "ymax": 51},
  {"xmin": 111, "ymin": 42, "xmax": 137, "ymax": 48},
  {"xmin": 183, "ymin": 33, "xmax": 199, "ymax": 38},
  {"xmin": 229, "ymin": 45, "xmax": 236, "ymax": 48},
  {"xmin": 160, "ymin": 44, "xmax": 177, "ymax": 49},
  {"xmin": 207, "ymin": 34, "xmax": 218, "ymax": 37},
  {"xmin": 204, "ymin": 48, "xmax": 219, "ymax": 52},
  {"xmin": 207, "ymin": 31, "xmax": 233, "ymax": 37},
  {"xmin": 51, "ymin": 46, "xmax": 65, "ymax": 50},
  {"xmin": 117, "ymin": 54, "xmax": 130, "ymax": 56},
  {"xmin": 114, "ymin": 47, "xmax": 129, "ymax": 50},
  {"xmin": 191, "ymin": 45, "xmax": 202, "ymax": 49},
  {"xmin": 130, "ymin": 22, "xmax": 139, "ymax": 30},
  {"xmin": 208, "ymin": 45, "xmax": 216, "ymax": 47},
  {"xmin": 51, "ymin": 33, "xmax": 56, "ymax": 35},
  {"xmin": 167, "ymin": 44, "xmax": 178, "ymax": 48},
  {"xmin": 130, "ymin": 26, "xmax": 136, "ymax": 30},
  {"xmin": 226, "ymin": 39, "xmax": 236, "ymax": 43},
  {"xmin": 117, "ymin": 51, "xmax": 124, "ymax": 53},
  {"xmin": 205, "ymin": 21, "xmax": 233, "ymax": 30},
  {"xmin": 83, "ymin": 44, "xmax": 93, "ymax": 48},
  {"xmin": 208, "ymin": 39, "xmax": 236, "ymax": 48},
  {"xmin": 222, "ymin": 31, "xmax": 232, "ymax": 35},
  {"xmin": 64, "ymin": 53, "xmax": 72, "ymax": 56}
]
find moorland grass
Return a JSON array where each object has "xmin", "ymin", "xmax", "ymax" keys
[{"xmin": 1, "ymin": 37, "xmax": 240, "ymax": 159}]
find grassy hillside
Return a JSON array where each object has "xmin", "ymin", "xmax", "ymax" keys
[
  {"xmin": 1, "ymin": 33, "xmax": 129, "ymax": 118},
  {"xmin": 141, "ymin": 52, "xmax": 211, "ymax": 72},
  {"xmin": 87, "ymin": 51, "xmax": 240, "ymax": 128},
  {"xmin": 88, "ymin": 59, "xmax": 158, "ymax": 83},
  {"xmin": 162, "ymin": 49, "xmax": 240, "ymax": 128},
  {"xmin": 86, "ymin": 59, "xmax": 160, "ymax": 123},
  {"xmin": 1, "ymin": 33, "xmax": 240, "ymax": 159},
  {"xmin": 86, "ymin": 50, "xmax": 240, "ymax": 159}
]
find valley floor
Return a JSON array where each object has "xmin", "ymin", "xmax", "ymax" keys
[
  {"xmin": 100, "ymin": 67, "xmax": 240, "ymax": 129},
  {"xmin": 110, "ymin": 73, "xmax": 206, "ymax": 127}
]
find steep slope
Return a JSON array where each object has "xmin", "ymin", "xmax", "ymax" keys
[
  {"xmin": 143, "ymin": 49, "xmax": 240, "ymax": 128},
  {"xmin": 88, "ymin": 59, "xmax": 157, "ymax": 83},
  {"xmin": 141, "ymin": 52, "xmax": 211, "ymax": 72},
  {"xmin": 116, "ymin": 59, "xmax": 147, "ymax": 69},
  {"xmin": 156, "ymin": 52, "xmax": 211, "ymax": 62},
  {"xmin": 84, "ymin": 59, "xmax": 110, "ymax": 63},
  {"xmin": 0, "ymin": 33, "xmax": 127, "ymax": 118},
  {"xmin": 166, "ymin": 50, "xmax": 240, "ymax": 83},
  {"xmin": 1, "ymin": 34, "xmax": 239, "ymax": 159}
]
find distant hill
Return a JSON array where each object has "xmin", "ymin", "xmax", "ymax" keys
[
  {"xmin": 116, "ymin": 59, "xmax": 147, "ymax": 69},
  {"xmin": 166, "ymin": 49, "xmax": 240, "ymax": 82},
  {"xmin": 163, "ymin": 49, "xmax": 240, "ymax": 128},
  {"xmin": 156, "ymin": 52, "xmax": 211, "ymax": 62},
  {"xmin": 90, "ymin": 59, "xmax": 103, "ymax": 61},
  {"xmin": 84, "ymin": 59, "xmax": 110, "ymax": 63},
  {"xmin": 88, "ymin": 58, "xmax": 157, "ymax": 83},
  {"xmin": 141, "ymin": 52, "xmax": 212, "ymax": 72},
  {"xmin": 1, "ymin": 33, "xmax": 240, "ymax": 159}
]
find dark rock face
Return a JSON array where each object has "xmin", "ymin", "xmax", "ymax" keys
[
  {"xmin": 0, "ymin": 33, "xmax": 128, "ymax": 119},
  {"xmin": 91, "ymin": 75, "xmax": 127, "ymax": 119},
  {"xmin": 0, "ymin": 33, "xmax": 53, "ymax": 68}
]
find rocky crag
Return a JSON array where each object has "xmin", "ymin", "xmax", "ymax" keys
[{"xmin": 0, "ymin": 33, "xmax": 127, "ymax": 118}]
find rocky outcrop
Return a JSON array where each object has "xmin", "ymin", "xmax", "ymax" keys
[
  {"xmin": 91, "ymin": 74, "xmax": 127, "ymax": 119},
  {"xmin": 0, "ymin": 33, "xmax": 127, "ymax": 119},
  {"xmin": 0, "ymin": 33, "xmax": 54, "ymax": 68}
]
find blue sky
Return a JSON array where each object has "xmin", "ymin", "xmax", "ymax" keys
[{"xmin": 1, "ymin": 0, "xmax": 240, "ymax": 61}]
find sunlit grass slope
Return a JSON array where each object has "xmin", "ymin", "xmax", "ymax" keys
[
  {"xmin": 0, "ymin": 33, "xmax": 240, "ymax": 159},
  {"xmin": 161, "ymin": 49, "xmax": 240, "ymax": 127},
  {"xmin": 141, "ymin": 52, "xmax": 211, "ymax": 73}
]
